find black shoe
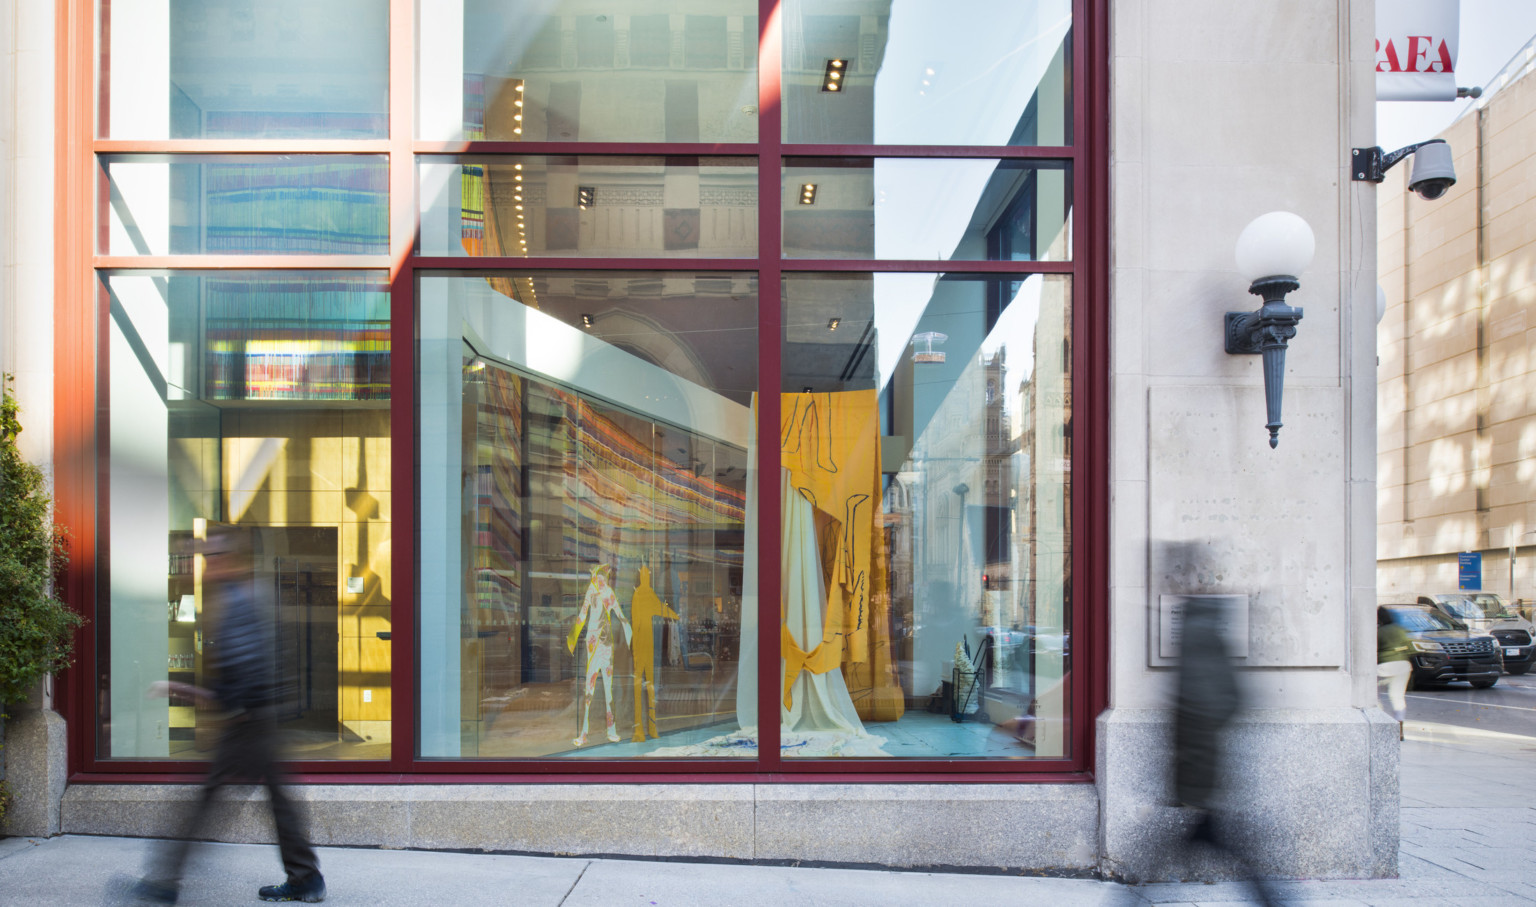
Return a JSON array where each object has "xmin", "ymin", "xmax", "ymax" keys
[
  {"xmin": 126, "ymin": 879, "xmax": 179, "ymax": 904},
  {"xmin": 258, "ymin": 875, "xmax": 326, "ymax": 903}
]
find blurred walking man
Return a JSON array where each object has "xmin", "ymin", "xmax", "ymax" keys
[{"xmin": 131, "ymin": 527, "xmax": 325, "ymax": 904}]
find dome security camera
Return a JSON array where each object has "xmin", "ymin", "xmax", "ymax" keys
[
  {"xmin": 1351, "ymin": 139, "xmax": 1457, "ymax": 202},
  {"xmin": 1408, "ymin": 140, "xmax": 1456, "ymax": 200}
]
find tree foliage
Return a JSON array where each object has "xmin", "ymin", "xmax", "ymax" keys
[{"xmin": 0, "ymin": 376, "xmax": 83, "ymax": 704}]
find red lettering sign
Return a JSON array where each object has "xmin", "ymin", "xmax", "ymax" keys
[{"xmin": 1375, "ymin": 36, "xmax": 1456, "ymax": 75}]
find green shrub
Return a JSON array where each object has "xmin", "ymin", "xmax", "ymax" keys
[{"xmin": 0, "ymin": 376, "xmax": 83, "ymax": 705}]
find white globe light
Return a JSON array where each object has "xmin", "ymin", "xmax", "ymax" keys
[{"xmin": 1234, "ymin": 211, "xmax": 1315, "ymax": 282}]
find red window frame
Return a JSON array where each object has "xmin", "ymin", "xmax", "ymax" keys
[{"xmin": 54, "ymin": 0, "xmax": 1109, "ymax": 784}]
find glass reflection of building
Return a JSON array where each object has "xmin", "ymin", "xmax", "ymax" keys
[{"xmin": 83, "ymin": 0, "xmax": 1081, "ymax": 771}]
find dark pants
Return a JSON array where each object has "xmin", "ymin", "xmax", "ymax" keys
[{"xmin": 148, "ymin": 709, "xmax": 320, "ymax": 886}]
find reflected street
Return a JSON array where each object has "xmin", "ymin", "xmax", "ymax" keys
[{"xmin": 1383, "ymin": 673, "xmax": 1536, "ymax": 740}]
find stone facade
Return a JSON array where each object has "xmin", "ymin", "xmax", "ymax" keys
[
  {"xmin": 2, "ymin": 0, "xmax": 1391, "ymax": 879},
  {"xmin": 1103, "ymin": 0, "xmax": 1391, "ymax": 879}
]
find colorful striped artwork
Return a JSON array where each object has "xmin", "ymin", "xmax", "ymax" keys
[
  {"xmin": 461, "ymin": 74, "xmax": 487, "ymax": 255},
  {"xmin": 467, "ymin": 359, "xmax": 746, "ymax": 592},
  {"xmin": 204, "ymin": 161, "xmax": 389, "ymax": 254},
  {"xmin": 203, "ymin": 275, "xmax": 391, "ymax": 401}
]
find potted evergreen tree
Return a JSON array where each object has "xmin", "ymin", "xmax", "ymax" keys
[{"xmin": 0, "ymin": 376, "xmax": 84, "ymax": 827}]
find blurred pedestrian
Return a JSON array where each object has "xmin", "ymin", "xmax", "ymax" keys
[
  {"xmin": 1170, "ymin": 595, "xmax": 1277, "ymax": 907},
  {"xmin": 129, "ymin": 527, "xmax": 325, "ymax": 904},
  {"xmin": 1377, "ymin": 609, "xmax": 1412, "ymax": 740}
]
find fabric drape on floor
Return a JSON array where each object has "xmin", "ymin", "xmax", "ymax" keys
[{"xmin": 779, "ymin": 390, "xmax": 904, "ymax": 723}]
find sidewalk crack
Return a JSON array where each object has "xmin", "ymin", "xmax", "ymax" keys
[{"xmin": 558, "ymin": 860, "xmax": 592, "ymax": 905}]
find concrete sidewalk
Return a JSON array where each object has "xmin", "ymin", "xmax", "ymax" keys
[{"xmin": 2, "ymin": 720, "xmax": 1532, "ymax": 906}]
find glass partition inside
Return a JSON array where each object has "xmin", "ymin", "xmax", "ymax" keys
[
  {"xmin": 100, "ymin": 271, "xmax": 392, "ymax": 761},
  {"xmin": 778, "ymin": 272, "xmax": 1071, "ymax": 758},
  {"xmin": 417, "ymin": 272, "xmax": 757, "ymax": 758}
]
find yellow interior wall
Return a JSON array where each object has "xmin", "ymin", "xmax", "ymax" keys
[{"xmin": 221, "ymin": 408, "xmax": 392, "ymax": 731}]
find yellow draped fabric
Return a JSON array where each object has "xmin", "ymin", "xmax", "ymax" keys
[{"xmin": 779, "ymin": 390, "xmax": 904, "ymax": 721}]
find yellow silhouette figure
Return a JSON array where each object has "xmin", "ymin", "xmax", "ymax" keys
[{"xmin": 630, "ymin": 566, "xmax": 680, "ymax": 742}]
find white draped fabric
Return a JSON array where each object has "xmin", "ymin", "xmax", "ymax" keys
[{"xmin": 780, "ymin": 470, "xmax": 866, "ymax": 736}]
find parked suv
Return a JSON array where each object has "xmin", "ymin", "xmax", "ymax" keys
[
  {"xmin": 1418, "ymin": 593, "xmax": 1536, "ymax": 675},
  {"xmin": 1379, "ymin": 604, "xmax": 1502, "ymax": 689}
]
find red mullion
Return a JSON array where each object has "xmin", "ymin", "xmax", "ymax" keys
[
  {"xmin": 409, "ymin": 256, "xmax": 761, "ymax": 272},
  {"xmin": 57, "ymin": 0, "xmax": 99, "ymax": 775},
  {"xmin": 93, "ymin": 257, "xmax": 394, "ymax": 271},
  {"xmin": 95, "ymin": 140, "xmax": 392, "ymax": 155},
  {"xmin": 97, "ymin": 0, "xmax": 109, "ymax": 137},
  {"xmin": 756, "ymin": 0, "xmax": 783, "ymax": 775},
  {"xmin": 397, "ymin": 760, "xmax": 760, "ymax": 777},
  {"xmin": 389, "ymin": 0, "xmax": 416, "ymax": 775},
  {"xmin": 778, "ymin": 259, "xmax": 1073, "ymax": 275},
  {"xmin": 1076, "ymin": 0, "xmax": 1112, "ymax": 775},
  {"xmin": 413, "ymin": 142, "xmax": 759, "ymax": 157},
  {"xmin": 782, "ymin": 144, "xmax": 1074, "ymax": 160},
  {"xmin": 67, "ymin": 768, "xmax": 1089, "ymax": 785}
]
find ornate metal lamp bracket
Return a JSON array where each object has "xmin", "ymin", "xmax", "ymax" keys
[{"xmin": 1225, "ymin": 277, "xmax": 1304, "ymax": 448}]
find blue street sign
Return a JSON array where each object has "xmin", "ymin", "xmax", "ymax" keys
[{"xmin": 1458, "ymin": 552, "xmax": 1482, "ymax": 591}]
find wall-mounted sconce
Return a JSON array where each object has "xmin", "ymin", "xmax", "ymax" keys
[
  {"xmin": 822, "ymin": 59, "xmax": 846, "ymax": 92},
  {"xmin": 1225, "ymin": 211, "xmax": 1314, "ymax": 449},
  {"xmin": 1351, "ymin": 139, "xmax": 1456, "ymax": 200}
]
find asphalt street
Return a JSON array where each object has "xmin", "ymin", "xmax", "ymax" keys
[{"xmin": 1392, "ymin": 669, "xmax": 1536, "ymax": 738}]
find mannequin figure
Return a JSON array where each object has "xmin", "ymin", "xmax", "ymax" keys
[
  {"xmin": 567, "ymin": 564, "xmax": 632, "ymax": 746},
  {"xmin": 630, "ymin": 566, "xmax": 680, "ymax": 742}
]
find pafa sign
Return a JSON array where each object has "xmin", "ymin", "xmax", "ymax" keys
[{"xmin": 1377, "ymin": 0, "xmax": 1460, "ymax": 101}]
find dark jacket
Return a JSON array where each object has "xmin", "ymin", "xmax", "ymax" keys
[
  {"xmin": 208, "ymin": 580, "xmax": 280, "ymax": 711},
  {"xmin": 1173, "ymin": 597, "xmax": 1243, "ymax": 810}
]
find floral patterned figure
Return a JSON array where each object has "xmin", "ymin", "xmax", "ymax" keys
[{"xmin": 566, "ymin": 564, "xmax": 632, "ymax": 746}]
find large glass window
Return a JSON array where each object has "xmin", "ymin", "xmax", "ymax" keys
[
  {"xmin": 101, "ymin": 271, "xmax": 391, "ymax": 760},
  {"xmin": 102, "ymin": 0, "xmax": 389, "ymax": 140},
  {"xmin": 103, "ymin": 156, "xmax": 389, "ymax": 256},
  {"xmin": 419, "ymin": 1, "xmax": 759, "ymax": 143},
  {"xmin": 779, "ymin": 273, "xmax": 1072, "ymax": 758},
  {"xmin": 780, "ymin": 0, "xmax": 1072, "ymax": 146},
  {"xmin": 420, "ymin": 156, "xmax": 758, "ymax": 259},
  {"xmin": 417, "ymin": 272, "xmax": 756, "ymax": 758},
  {"xmin": 82, "ymin": 2, "xmax": 1091, "ymax": 774},
  {"xmin": 782, "ymin": 159, "xmax": 1071, "ymax": 261}
]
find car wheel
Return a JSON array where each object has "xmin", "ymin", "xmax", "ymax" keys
[
  {"xmin": 1471, "ymin": 678, "xmax": 1498, "ymax": 689},
  {"xmin": 1508, "ymin": 665, "xmax": 1530, "ymax": 676}
]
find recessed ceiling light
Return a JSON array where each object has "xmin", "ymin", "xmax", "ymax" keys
[
  {"xmin": 822, "ymin": 59, "xmax": 848, "ymax": 92},
  {"xmin": 827, "ymin": 317, "xmax": 841, "ymax": 331},
  {"xmin": 799, "ymin": 183, "xmax": 817, "ymax": 205}
]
